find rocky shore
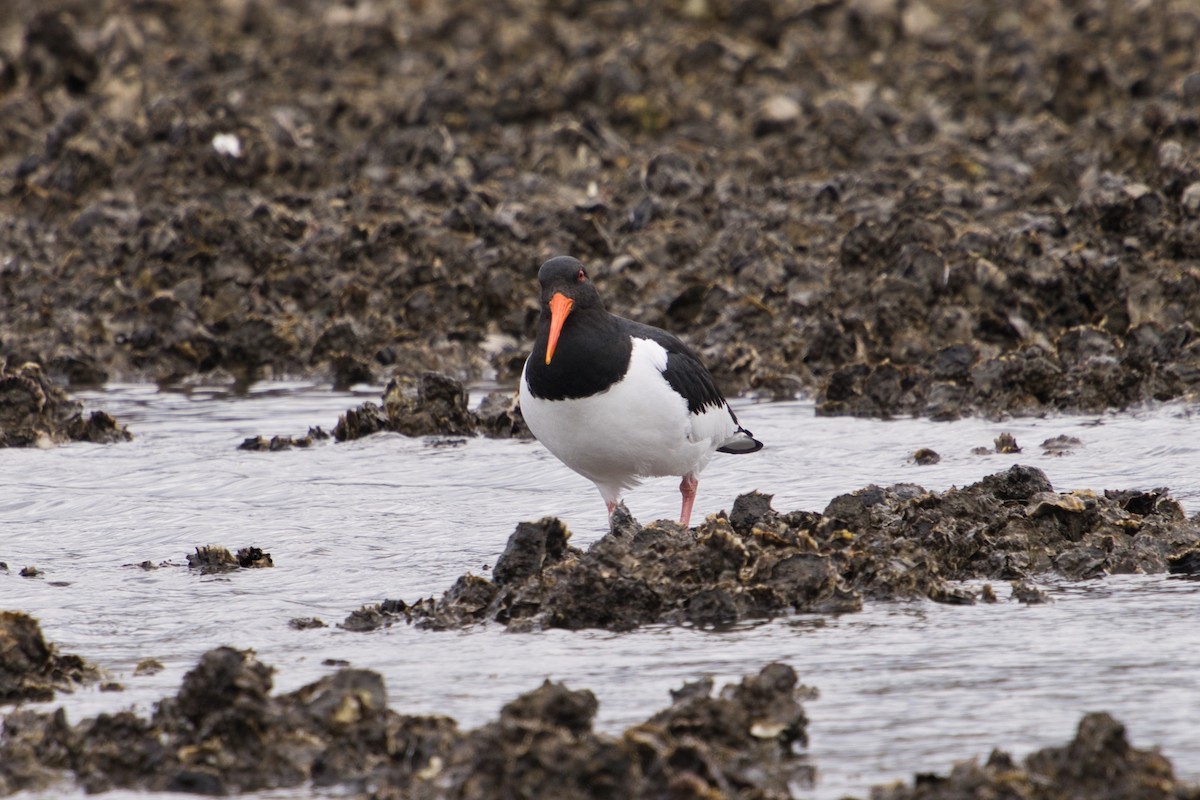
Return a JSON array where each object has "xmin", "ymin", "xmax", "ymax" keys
[
  {"xmin": 1, "ymin": 0, "xmax": 1199, "ymax": 420},
  {"xmin": 340, "ymin": 465, "xmax": 1200, "ymax": 633},
  {"xmin": 2, "ymin": 616, "xmax": 1195, "ymax": 800},
  {"xmin": 4, "ymin": 0, "xmax": 1200, "ymax": 796}
]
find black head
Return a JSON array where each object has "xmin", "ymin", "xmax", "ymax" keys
[{"xmin": 537, "ymin": 256, "xmax": 604, "ymax": 312}]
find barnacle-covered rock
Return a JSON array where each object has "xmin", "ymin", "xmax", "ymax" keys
[
  {"xmin": 0, "ymin": 363, "xmax": 130, "ymax": 447},
  {"xmin": 0, "ymin": 611, "xmax": 103, "ymax": 705},
  {"xmin": 0, "ymin": 648, "xmax": 812, "ymax": 799},
  {"xmin": 358, "ymin": 466, "xmax": 1200, "ymax": 633}
]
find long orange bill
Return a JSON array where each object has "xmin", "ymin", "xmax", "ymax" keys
[{"xmin": 545, "ymin": 293, "xmax": 574, "ymax": 365}]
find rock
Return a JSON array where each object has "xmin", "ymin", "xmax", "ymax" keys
[
  {"xmin": 1041, "ymin": 434, "xmax": 1083, "ymax": 455},
  {"xmin": 348, "ymin": 466, "xmax": 1200, "ymax": 632},
  {"xmin": 873, "ymin": 712, "xmax": 1182, "ymax": 800},
  {"xmin": 0, "ymin": 363, "xmax": 130, "ymax": 447},
  {"xmin": 754, "ymin": 95, "xmax": 803, "ymax": 136},
  {"xmin": 1182, "ymin": 182, "xmax": 1200, "ymax": 216},
  {"xmin": 993, "ymin": 432, "xmax": 1021, "ymax": 453},
  {"xmin": 0, "ymin": 648, "xmax": 813, "ymax": 798},
  {"xmin": 492, "ymin": 518, "xmax": 574, "ymax": 585},
  {"xmin": 288, "ymin": 618, "xmax": 327, "ymax": 631},
  {"xmin": 237, "ymin": 429, "xmax": 327, "ymax": 451},
  {"xmin": 911, "ymin": 447, "xmax": 940, "ymax": 465},
  {"xmin": 382, "ymin": 372, "xmax": 476, "ymax": 437},
  {"xmin": 186, "ymin": 545, "xmax": 273, "ymax": 573},
  {"xmin": 474, "ymin": 390, "xmax": 530, "ymax": 439},
  {"xmin": 328, "ymin": 373, "xmax": 534, "ymax": 441},
  {"xmin": 0, "ymin": 611, "xmax": 103, "ymax": 704},
  {"xmin": 2, "ymin": 0, "xmax": 1200, "ymax": 418},
  {"xmin": 1010, "ymin": 580, "xmax": 1051, "ymax": 604}
]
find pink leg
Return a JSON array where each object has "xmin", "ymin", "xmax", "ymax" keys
[
  {"xmin": 679, "ymin": 473, "xmax": 698, "ymax": 527},
  {"xmin": 600, "ymin": 487, "xmax": 616, "ymax": 518}
]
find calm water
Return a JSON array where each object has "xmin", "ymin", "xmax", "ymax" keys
[{"xmin": 2, "ymin": 384, "xmax": 1198, "ymax": 799}]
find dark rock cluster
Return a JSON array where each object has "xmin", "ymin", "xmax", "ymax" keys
[
  {"xmin": 0, "ymin": 646, "xmax": 812, "ymax": 799},
  {"xmin": 0, "ymin": 611, "xmax": 103, "ymax": 705},
  {"xmin": 237, "ymin": 427, "xmax": 329, "ymax": 451},
  {"xmin": 348, "ymin": 466, "xmax": 1200, "ymax": 633},
  {"xmin": 0, "ymin": 1, "xmax": 1198, "ymax": 419},
  {"xmin": 238, "ymin": 372, "xmax": 527, "ymax": 449},
  {"xmin": 333, "ymin": 371, "xmax": 528, "ymax": 442},
  {"xmin": 874, "ymin": 712, "xmax": 1195, "ymax": 800},
  {"xmin": 186, "ymin": 545, "xmax": 275, "ymax": 573},
  {"xmin": 0, "ymin": 362, "xmax": 130, "ymax": 447},
  {"xmin": 2, "ymin": 636, "xmax": 1193, "ymax": 799}
]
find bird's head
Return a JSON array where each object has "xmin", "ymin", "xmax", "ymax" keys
[{"xmin": 537, "ymin": 256, "xmax": 603, "ymax": 365}]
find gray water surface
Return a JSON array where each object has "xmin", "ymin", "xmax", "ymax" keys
[{"xmin": 3, "ymin": 384, "xmax": 1198, "ymax": 799}]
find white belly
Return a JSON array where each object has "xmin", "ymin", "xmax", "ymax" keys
[{"xmin": 519, "ymin": 338, "xmax": 736, "ymax": 503}]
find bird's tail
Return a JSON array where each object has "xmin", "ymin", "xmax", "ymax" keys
[{"xmin": 717, "ymin": 427, "xmax": 763, "ymax": 454}]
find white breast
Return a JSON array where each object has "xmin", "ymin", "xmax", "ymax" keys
[{"xmin": 519, "ymin": 337, "xmax": 738, "ymax": 505}]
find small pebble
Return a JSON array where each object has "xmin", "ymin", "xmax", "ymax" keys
[
  {"xmin": 1010, "ymin": 580, "xmax": 1050, "ymax": 604},
  {"xmin": 289, "ymin": 617, "xmax": 328, "ymax": 630},
  {"xmin": 135, "ymin": 659, "xmax": 165, "ymax": 676},
  {"xmin": 911, "ymin": 447, "xmax": 940, "ymax": 465},
  {"xmin": 1181, "ymin": 182, "xmax": 1200, "ymax": 216},
  {"xmin": 994, "ymin": 433, "xmax": 1021, "ymax": 454},
  {"xmin": 1041, "ymin": 435, "xmax": 1082, "ymax": 455}
]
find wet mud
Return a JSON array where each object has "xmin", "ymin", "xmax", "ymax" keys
[
  {"xmin": 1, "ymin": 1, "xmax": 1199, "ymax": 419},
  {"xmin": 346, "ymin": 466, "xmax": 1200, "ymax": 632}
]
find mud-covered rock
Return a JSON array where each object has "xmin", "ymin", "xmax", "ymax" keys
[
  {"xmin": 0, "ymin": 611, "xmax": 103, "ymax": 704},
  {"xmin": 371, "ymin": 467, "xmax": 1200, "ymax": 632},
  {"xmin": 0, "ymin": 648, "xmax": 812, "ymax": 799},
  {"xmin": 872, "ymin": 712, "xmax": 1189, "ymax": 800},
  {"xmin": 0, "ymin": 363, "xmax": 130, "ymax": 447}
]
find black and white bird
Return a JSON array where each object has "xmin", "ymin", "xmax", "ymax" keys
[{"xmin": 519, "ymin": 256, "xmax": 762, "ymax": 527}]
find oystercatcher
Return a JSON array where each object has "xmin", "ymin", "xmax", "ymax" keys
[{"xmin": 519, "ymin": 256, "xmax": 762, "ymax": 527}]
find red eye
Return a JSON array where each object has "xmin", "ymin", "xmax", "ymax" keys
[{"xmin": 576, "ymin": 269, "xmax": 586, "ymax": 282}]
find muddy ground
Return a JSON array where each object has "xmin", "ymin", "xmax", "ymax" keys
[{"xmin": 1, "ymin": 0, "xmax": 1199, "ymax": 421}]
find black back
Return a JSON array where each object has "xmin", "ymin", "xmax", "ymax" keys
[{"xmin": 619, "ymin": 318, "xmax": 727, "ymax": 415}]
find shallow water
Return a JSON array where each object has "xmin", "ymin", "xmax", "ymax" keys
[{"xmin": 3, "ymin": 383, "xmax": 1199, "ymax": 799}]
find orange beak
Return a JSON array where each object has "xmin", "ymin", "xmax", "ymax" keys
[{"xmin": 545, "ymin": 293, "xmax": 574, "ymax": 365}]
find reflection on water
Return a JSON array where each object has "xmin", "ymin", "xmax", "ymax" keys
[{"xmin": 3, "ymin": 383, "xmax": 1199, "ymax": 799}]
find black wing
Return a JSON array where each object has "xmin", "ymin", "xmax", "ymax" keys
[{"xmin": 619, "ymin": 318, "xmax": 727, "ymax": 415}]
